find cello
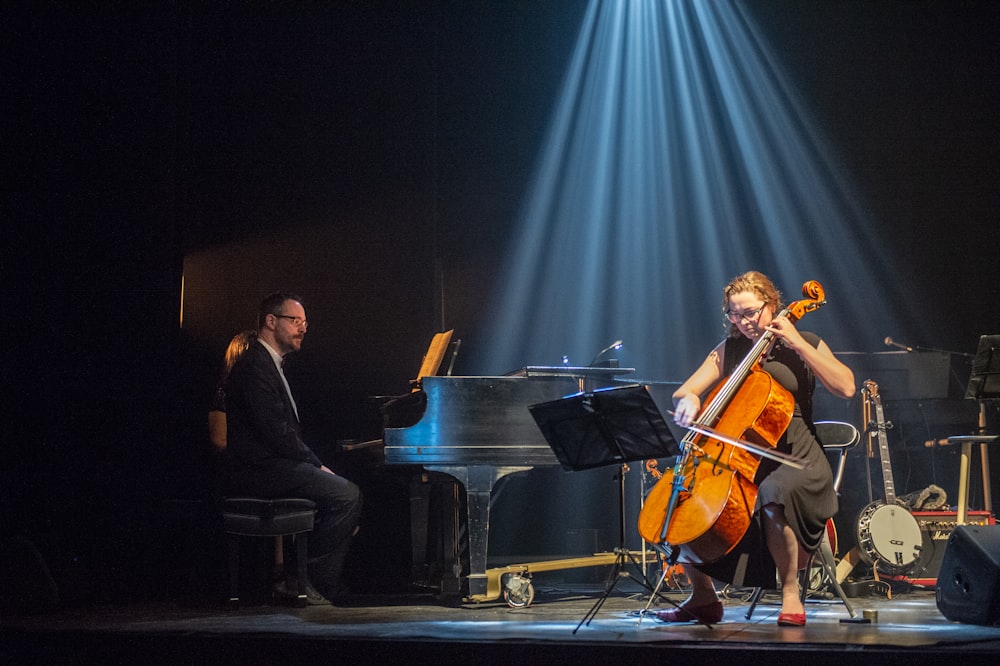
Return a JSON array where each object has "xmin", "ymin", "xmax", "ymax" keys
[{"xmin": 637, "ymin": 280, "xmax": 827, "ymax": 565}]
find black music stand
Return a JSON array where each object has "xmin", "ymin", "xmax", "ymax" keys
[
  {"xmin": 529, "ymin": 384, "xmax": 678, "ymax": 632},
  {"xmin": 951, "ymin": 335, "xmax": 1000, "ymax": 523},
  {"xmin": 965, "ymin": 334, "xmax": 1000, "ymax": 401}
]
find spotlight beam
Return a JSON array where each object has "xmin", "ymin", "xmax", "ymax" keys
[{"xmin": 474, "ymin": 0, "xmax": 914, "ymax": 380}]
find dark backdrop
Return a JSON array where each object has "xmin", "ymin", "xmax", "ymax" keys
[{"xmin": 4, "ymin": 1, "xmax": 998, "ymax": 604}]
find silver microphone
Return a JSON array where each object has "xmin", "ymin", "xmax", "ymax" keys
[
  {"xmin": 884, "ymin": 336, "xmax": 914, "ymax": 352},
  {"xmin": 590, "ymin": 340, "xmax": 623, "ymax": 366}
]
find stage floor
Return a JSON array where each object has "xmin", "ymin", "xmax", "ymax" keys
[{"xmin": 3, "ymin": 579, "xmax": 999, "ymax": 664}]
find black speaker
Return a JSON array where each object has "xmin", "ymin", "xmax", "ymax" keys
[{"xmin": 935, "ymin": 524, "xmax": 1000, "ymax": 625}]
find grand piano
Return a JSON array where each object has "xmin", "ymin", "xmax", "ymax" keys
[{"xmin": 383, "ymin": 366, "xmax": 634, "ymax": 600}]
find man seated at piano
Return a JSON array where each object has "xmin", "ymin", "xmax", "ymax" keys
[{"xmin": 223, "ymin": 292, "xmax": 363, "ymax": 604}]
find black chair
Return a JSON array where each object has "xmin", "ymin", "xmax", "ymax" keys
[
  {"xmin": 221, "ymin": 497, "xmax": 316, "ymax": 606},
  {"xmin": 744, "ymin": 420, "xmax": 860, "ymax": 620}
]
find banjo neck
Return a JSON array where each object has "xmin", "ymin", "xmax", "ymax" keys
[{"xmin": 864, "ymin": 379, "xmax": 897, "ymax": 505}]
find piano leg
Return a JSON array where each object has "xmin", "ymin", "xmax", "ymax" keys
[
  {"xmin": 429, "ymin": 465, "xmax": 531, "ymax": 601},
  {"xmin": 464, "ymin": 466, "xmax": 495, "ymax": 599}
]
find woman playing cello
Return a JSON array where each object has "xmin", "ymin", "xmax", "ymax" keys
[{"xmin": 656, "ymin": 271, "xmax": 856, "ymax": 626}]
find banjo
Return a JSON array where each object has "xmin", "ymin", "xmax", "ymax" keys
[{"xmin": 855, "ymin": 379, "xmax": 922, "ymax": 573}]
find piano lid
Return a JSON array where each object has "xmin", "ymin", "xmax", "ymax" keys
[{"xmin": 384, "ymin": 374, "xmax": 585, "ymax": 466}]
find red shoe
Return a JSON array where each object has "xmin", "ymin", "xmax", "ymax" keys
[
  {"xmin": 654, "ymin": 600, "xmax": 724, "ymax": 624},
  {"xmin": 777, "ymin": 612, "xmax": 806, "ymax": 626}
]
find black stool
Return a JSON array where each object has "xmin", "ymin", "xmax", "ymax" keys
[{"xmin": 222, "ymin": 498, "xmax": 316, "ymax": 606}]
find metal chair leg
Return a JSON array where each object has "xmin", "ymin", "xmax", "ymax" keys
[
  {"xmin": 227, "ymin": 534, "xmax": 241, "ymax": 605},
  {"xmin": 744, "ymin": 585, "xmax": 766, "ymax": 619},
  {"xmin": 295, "ymin": 533, "xmax": 309, "ymax": 603},
  {"xmin": 814, "ymin": 533, "xmax": 858, "ymax": 619}
]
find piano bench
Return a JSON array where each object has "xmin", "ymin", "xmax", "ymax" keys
[{"xmin": 221, "ymin": 497, "xmax": 316, "ymax": 606}]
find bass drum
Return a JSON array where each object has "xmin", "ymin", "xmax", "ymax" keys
[{"xmin": 855, "ymin": 502, "xmax": 922, "ymax": 574}]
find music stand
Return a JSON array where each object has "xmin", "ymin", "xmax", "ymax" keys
[
  {"xmin": 951, "ymin": 335, "xmax": 1000, "ymax": 523},
  {"xmin": 965, "ymin": 334, "xmax": 1000, "ymax": 401},
  {"xmin": 529, "ymin": 384, "xmax": 678, "ymax": 632}
]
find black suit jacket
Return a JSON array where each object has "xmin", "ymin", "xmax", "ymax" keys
[{"xmin": 224, "ymin": 340, "xmax": 322, "ymax": 470}]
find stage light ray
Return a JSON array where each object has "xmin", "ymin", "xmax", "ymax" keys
[{"xmin": 472, "ymin": 0, "xmax": 915, "ymax": 385}]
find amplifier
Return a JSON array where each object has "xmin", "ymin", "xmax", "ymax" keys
[{"xmin": 907, "ymin": 510, "xmax": 995, "ymax": 586}]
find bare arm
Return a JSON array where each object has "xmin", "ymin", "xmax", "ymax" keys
[
  {"xmin": 671, "ymin": 341, "xmax": 726, "ymax": 427},
  {"xmin": 766, "ymin": 316, "xmax": 856, "ymax": 399}
]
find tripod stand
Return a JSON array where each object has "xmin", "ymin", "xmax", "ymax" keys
[
  {"xmin": 571, "ymin": 462, "xmax": 658, "ymax": 632},
  {"xmin": 528, "ymin": 384, "xmax": 678, "ymax": 631}
]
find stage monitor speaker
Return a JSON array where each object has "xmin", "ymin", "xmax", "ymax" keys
[{"xmin": 935, "ymin": 524, "xmax": 1000, "ymax": 625}]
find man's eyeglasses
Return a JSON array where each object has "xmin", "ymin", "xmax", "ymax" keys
[
  {"xmin": 273, "ymin": 314, "xmax": 308, "ymax": 329},
  {"xmin": 724, "ymin": 306, "xmax": 765, "ymax": 324}
]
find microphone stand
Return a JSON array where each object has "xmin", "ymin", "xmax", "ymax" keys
[
  {"xmin": 884, "ymin": 337, "xmax": 974, "ymax": 395},
  {"xmin": 911, "ymin": 344, "xmax": 973, "ymax": 358},
  {"xmin": 885, "ymin": 337, "xmax": 973, "ymax": 357}
]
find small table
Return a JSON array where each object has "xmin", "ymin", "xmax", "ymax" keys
[{"xmin": 945, "ymin": 434, "xmax": 998, "ymax": 524}]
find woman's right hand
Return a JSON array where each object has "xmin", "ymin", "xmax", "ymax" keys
[{"xmin": 672, "ymin": 393, "xmax": 701, "ymax": 428}]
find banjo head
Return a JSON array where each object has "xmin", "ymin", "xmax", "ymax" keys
[{"xmin": 855, "ymin": 502, "xmax": 923, "ymax": 573}]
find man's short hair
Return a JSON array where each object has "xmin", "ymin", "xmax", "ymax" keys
[{"xmin": 257, "ymin": 292, "xmax": 304, "ymax": 329}]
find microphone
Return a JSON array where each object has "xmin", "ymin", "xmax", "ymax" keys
[
  {"xmin": 884, "ymin": 336, "xmax": 914, "ymax": 352},
  {"xmin": 589, "ymin": 339, "xmax": 623, "ymax": 366}
]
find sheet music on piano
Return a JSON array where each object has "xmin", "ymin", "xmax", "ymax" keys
[
  {"xmin": 411, "ymin": 330, "xmax": 454, "ymax": 391},
  {"xmin": 364, "ymin": 330, "xmax": 459, "ymax": 434}
]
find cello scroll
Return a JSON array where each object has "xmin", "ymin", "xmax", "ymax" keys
[{"xmin": 784, "ymin": 280, "xmax": 826, "ymax": 322}]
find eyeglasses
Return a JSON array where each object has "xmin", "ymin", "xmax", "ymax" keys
[
  {"xmin": 273, "ymin": 314, "xmax": 308, "ymax": 329},
  {"xmin": 724, "ymin": 306, "xmax": 765, "ymax": 324}
]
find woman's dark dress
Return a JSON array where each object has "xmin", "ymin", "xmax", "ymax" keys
[{"xmin": 693, "ymin": 331, "xmax": 839, "ymax": 586}]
